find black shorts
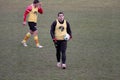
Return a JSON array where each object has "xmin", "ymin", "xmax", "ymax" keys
[{"xmin": 28, "ymin": 22, "xmax": 37, "ymax": 31}]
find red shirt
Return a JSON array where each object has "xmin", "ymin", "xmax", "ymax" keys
[{"xmin": 23, "ymin": 4, "xmax": 43, "ymax": 22}]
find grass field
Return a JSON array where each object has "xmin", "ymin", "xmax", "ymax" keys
[{"xmin": 0, "ymin": 0, "xmax": 120, "ymax": 80}]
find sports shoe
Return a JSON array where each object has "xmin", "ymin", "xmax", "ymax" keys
[
  {"xmin": 37, "ymin": 45, "xmax": 43, "ymax": 48},
  {"xmin": 62, "ymin": 64, "xmax": 66, "ymax": 69},
  {"xmin": 57, "ymin": 62, "xmax": 61, "ymax": 68},
  {"xmin": 21, "ymin": 41, "xmax": 27, "ymax": 47}
]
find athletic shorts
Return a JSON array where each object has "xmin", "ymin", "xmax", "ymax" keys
[{"xmin": 28, "ymin": 22, "xmax": 37, "ymax": 31}]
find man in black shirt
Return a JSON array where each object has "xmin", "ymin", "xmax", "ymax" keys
[{"xmin": 50, "ymin": 12, "xmax": 72, "ymax": 69}]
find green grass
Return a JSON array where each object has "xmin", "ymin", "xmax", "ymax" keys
[{"xmin": 0, "ymin": 0, "xmax": 120, "ymax": 80}]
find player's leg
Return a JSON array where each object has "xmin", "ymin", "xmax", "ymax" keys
[
  {"xmin": 21, "ymin": 22, "xmax": 33, "ymax": 47},
  {"xmin": 21, "ymin": 32, "xmax": 31, "ymax": 47},
  {"xmin": 33, "ymin": 30, "xmax": 43, "ymax": 48},
  {"xmin": 55, "ymin": 41, "xmax": 61, "ymax": 67},
  {"xmin": 29, "ymin": 22, "xmax": 43, "ymax": 48},
  {"xmin": 61, "ymin": 40, "xmax": 67, "ymax": 69},
  {"xmin": 56, "ymin": 48, "xmax": 61, "ymax": 67}
]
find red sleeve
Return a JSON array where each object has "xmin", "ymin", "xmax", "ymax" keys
[
  {"xmin": 38, "ymin": 7, "xmax": 43, "ymax": 14},
  {"xmin": 23, "ymin": 5, "xmax": 32, "ymax": 22}
]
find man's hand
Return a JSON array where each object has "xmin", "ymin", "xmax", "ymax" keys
[
  {"xmin": 38, "ymin": 2, "xmax": 42, "ymax": 8},
  {"xmin": 53, "ymin": 38, "xmax": 57, "ymax": 43},
  {"xmin": 69, "ymin": 36, "xmax": 72, "ymax": 40},
  {"xmin": 23, "ymin": 21, "xmax": 26, "ymax": 26}
]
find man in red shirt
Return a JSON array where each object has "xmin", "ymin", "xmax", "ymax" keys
[{"xmin": 21, "ymin": 0, "xmax": 43, "ymax": 48}]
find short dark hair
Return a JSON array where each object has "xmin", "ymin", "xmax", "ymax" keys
[
  {"xmin": 58, "ymin": 12, "xmax": 64, "ymax": 16},
  {"xmin": 33, "ymin": 0, "xmax": 39, "ymax": 4}
]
